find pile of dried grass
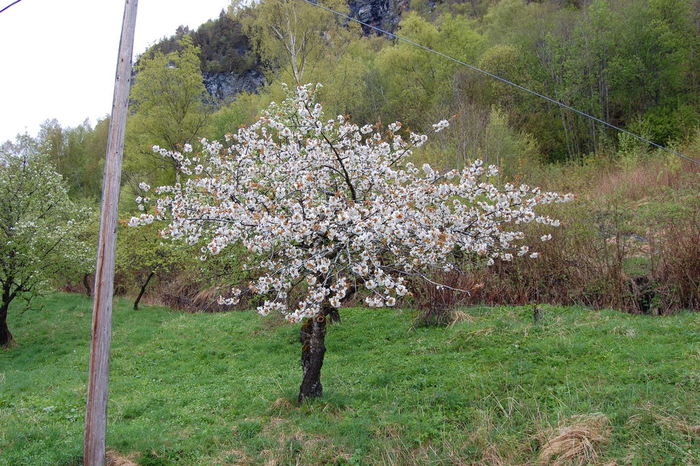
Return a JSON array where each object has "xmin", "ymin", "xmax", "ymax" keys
[{"xmin": 537, "ymin": 413, "xmax": 611, "ymax": 465}]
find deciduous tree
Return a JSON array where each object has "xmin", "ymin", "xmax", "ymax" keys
[
  {"xmin": 131, "ymin": 85, "xmax": 571, "ymax": 401},
  {"xmin": 116, "ymin": 216, "xmax": 187, "ymax": 310},
  {"xmin": 125, "ymin": 36, "xmax": 209, "ymax": 188},
  {"xmin": 237, "ymin": 0, "xmax": 348, "ymax": 84},
  {"xmin": 0, "ymin": 154, "xmax": 91, "ymax": 348}
]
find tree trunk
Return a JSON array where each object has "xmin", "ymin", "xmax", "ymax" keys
[
  {"xmin": 298, "ymin": 309, "xmax": 330, "ymax": 402},
  {"xmin": 83, "ymin": 273, "xmax": 93, "ymax": 297},
  {"xmin": 0, "ymin": 302, "xmax": 12, "ymax": 348},
  {"xmin": 133, "ymin": 271, "xmax": 155, "ymax": 310}
]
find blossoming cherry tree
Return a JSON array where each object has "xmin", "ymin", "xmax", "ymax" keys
[{"xmin": 131, "ymin": 85, "xmax": 571, "ymax": 401}]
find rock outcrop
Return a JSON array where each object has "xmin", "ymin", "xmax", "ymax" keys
[
  {"xmin": 348, "ymin": 0, "xmax": 409, "ymax": 34},
  {"xmin": 203, "ymin": 69, "xmax": 266, "ymax": 104}
]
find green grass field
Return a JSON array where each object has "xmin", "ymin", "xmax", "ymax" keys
[{"xmin": 1, "ymin": 293, "xmax": 699, "ymax": 465}]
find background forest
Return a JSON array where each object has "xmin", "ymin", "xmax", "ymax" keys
[{"xmin": 2, "ymin": 0, "xmax": 698, "ymax": 315}]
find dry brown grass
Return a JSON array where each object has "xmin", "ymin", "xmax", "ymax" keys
[
  {"xmin": 536, "ymin": 413, "xmax": 611, "ymax": 466},
  {"xmin": 265, "ymin": 430, "xmax": 343, "ymax": 465},
  {"xmin": 449, "ymin": 310, "xmax": 476, "ymax": 327},
  {"xmin": 636, "ymin": 403, "xmax": 700, "ymax": 437},
  {"xmin": 479, "ymin": 445, "xmax": 508, "ymax": 466},
  {"xmin": 595, "ymin": 158, "xmax": 685, "ymax": 201},
  {"xmin": 411, "ymin": 271, "xmax": 484, "ymax": 326},
  {"xmin": 268, "ymin": 398, "xmax": 295, "ymax": 415},
  {"xmin": 210, "ymin": 448, "xmax": 253, "ymax": 466},
  {"xmin": 653, "ymin": 413, "xmax": 700, "ymax": 437},
  {"xmin": 105, "ymin": 450, "xmax": 139, "ymax": 466},
  {"xmin": 256, "ymin": 415, "xmax": 350, "ymax": 465}
]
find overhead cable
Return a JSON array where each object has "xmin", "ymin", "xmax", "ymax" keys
[{"xmin": 0, "ymin": 0, "xmax": 24, "ymax": 15}]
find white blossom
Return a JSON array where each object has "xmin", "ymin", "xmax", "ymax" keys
[
  {"xmin": 131, "ymin": 85, "xmax": 571, "ymax": 321},
  {"xmin": 432, "ymin": 120, "xmax": 450, "ymax": 132}
]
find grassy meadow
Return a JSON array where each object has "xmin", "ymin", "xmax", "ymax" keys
[{"xmin": 1, "ymin": 293, "xmax": 699, "ymax": 465}]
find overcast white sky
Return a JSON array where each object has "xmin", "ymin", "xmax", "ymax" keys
[{"xmin": 0, "ymin": 0, "xmax": 231, "ymax": 142}]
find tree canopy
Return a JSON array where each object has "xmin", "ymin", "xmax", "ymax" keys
[
  {"xmin": 125, "ymin": 36, "xmax": 210, "ymax": 189},
  {"xmin": 0, "ymin": 154, "xmax": 91, "ymax": 347}
]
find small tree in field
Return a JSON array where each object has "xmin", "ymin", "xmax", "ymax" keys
[
  {"xmin": 0, "ymin": 154, "xmax": 91, "ymax": 348},
  {"xmin": 131, "ymin": 85, "xmax": 571, "ymax": 401},
  {"xmin": 116, "ymin": 218, "xmax": 187, "ymax": 310}
]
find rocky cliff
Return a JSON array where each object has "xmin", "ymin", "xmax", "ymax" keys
[
  {"xmin": 203, "ymin": 69, "xmax": 266, "ymax": 103},
  {"xmin": 348, "ymin": 0, "xmax": 409, "ymax": 34}
]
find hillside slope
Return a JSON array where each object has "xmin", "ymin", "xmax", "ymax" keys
[{"xmin": 1, "ymin": 294, "xmax": 699, "ymax": 464}]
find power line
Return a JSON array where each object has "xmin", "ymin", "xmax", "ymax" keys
[
  {"xmin": 0, "ymin": 0, "xmax": 24, "ymax": 15},
  {"xmin": 300, "ymin": 0, "xmax": 699, "ymax": 165}
]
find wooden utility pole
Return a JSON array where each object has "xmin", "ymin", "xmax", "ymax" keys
[{"xmin": 84, "ymin": 1, "xmax": 138, "ymax": 464}]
